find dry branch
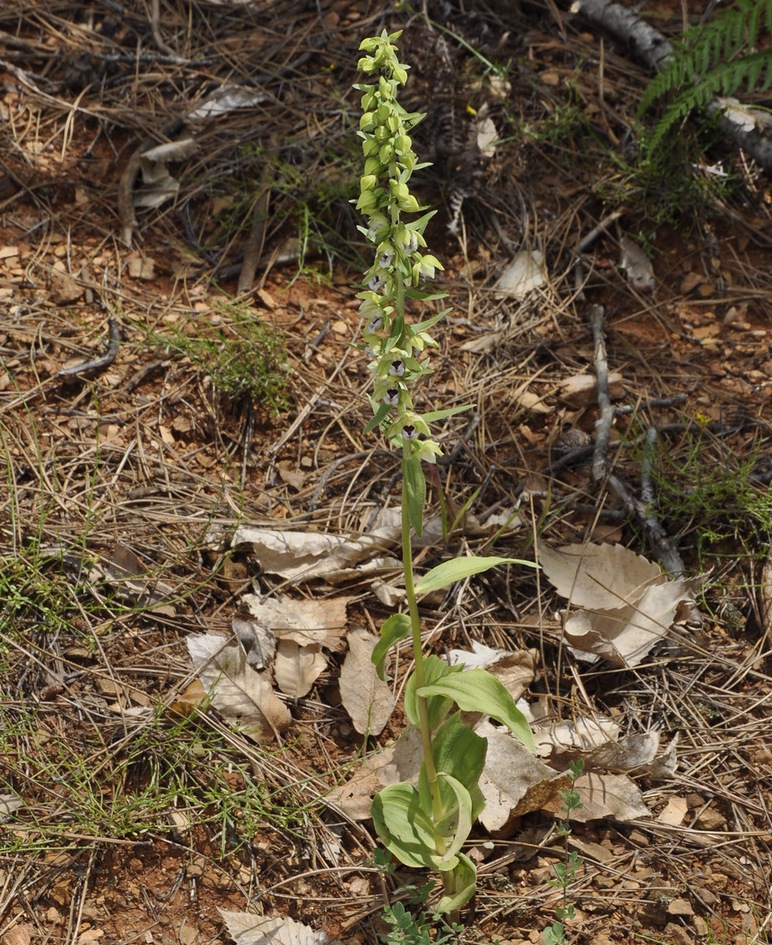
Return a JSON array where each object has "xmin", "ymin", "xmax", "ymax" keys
[
  {"xmin": 56, "ymin": 318, "xmax": 120, "ymax": 379},
  {"xmin": 589, "ymin": 304, "xmax": 685, "ymax": 576}
]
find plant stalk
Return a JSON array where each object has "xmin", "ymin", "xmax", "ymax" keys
[{"xmin": 400, "ymin": 469, "xmax": 443, "ymax": 828}]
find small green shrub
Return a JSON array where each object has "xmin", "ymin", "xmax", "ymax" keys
[{"xmin": 164, "ymin": 300, "xmax": 290, "ymax": 412}]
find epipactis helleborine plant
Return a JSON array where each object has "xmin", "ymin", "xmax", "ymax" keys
[{"xmin": 355, "ymin": 30, "xmax": 536, "ymax": 915}]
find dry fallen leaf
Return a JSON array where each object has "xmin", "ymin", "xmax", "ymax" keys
[
  {"xmin": 562, "ymin": 580, "xmax": 694, "ymax": 667},
  {"xmin": 274, "ymin": 640, "xmax": 326, "ymax": 698},
  {"xmin": 475, "ymin": 721, "xmax": 570, "ymax": 835},
  {"xmin": 186, "ymin": 633, "xmax": 291, "ymax": 742},
  {"xmin": 539, "ymin": 542, "xmax": 662, "ymax": 612},
  {"xmin": 325, "ymin": 728, "xmax": 423, "ymax": 820},
  {"xmin": 543, "ymin": 771, "xmax": 651, "ymax": 823},
  {"xmin": 0, "ymin": 792, "xmax": 23, "ymax": 822},
  {"xmin": 232, "ymin": 526, "xmax": 400, "ymax": 583},
  {"xmin": 494, "ymin": 248, "xmax": 548, "ymax": 299},
  {"xmin": 339, "ymin": 628, "xmax": 395, "ymax": 736},
  {"xmin": 540, "ymin": 542, "xmax": 697, "ymax": 666},
  {"xmin": 220, "ymin": 910, "xmax": 332, "ymax": 945},
  {"xmin": 243, "ymin": 593, "xmax": 350, "ymax": 650}
]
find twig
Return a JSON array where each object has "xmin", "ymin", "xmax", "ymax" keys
[
  {"xmin": 237, "ymin": 156, "xmax": 276, "ymax": 295},
  {"xmin": 438, "ymin": 411, "xmax": 481, "ymax": 466},
  {"xmin": 56, "ymin": 319, "xmax": 120, "ymax": 379},
  {"xmin": 590, "ymin": 305, "xmax": 614, "ymax": 484},
  {"xmin": 575, "ymin": 208, "xmax": 625, "ymax": 256},
  {"xmin": 614, "ymin": 393, "xmax": 687, "ymax": 416},
  {"xmin": 117, "ymin": 119, "xmax": 185, "ymax": 248},
  {"xmin": 589, "ymin": 305, "xmax": 686, "ymax": 574}
]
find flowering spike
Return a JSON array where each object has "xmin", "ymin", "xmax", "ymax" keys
[{"xmin": 356, "ymin": 30, "xmax": 446, "ymax": 463}]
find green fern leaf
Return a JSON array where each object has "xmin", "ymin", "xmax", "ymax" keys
[{"xmin": 640, "ymin": 0, "xmax": 772, "ymax": 140}]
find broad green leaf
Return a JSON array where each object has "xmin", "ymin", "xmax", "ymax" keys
[
  {"xmin": 436, "ymin": 853, "xmax": 477, "ymax": 914},
  {"xmin": 403, "ymin": 452, "xmax": 426, "ymax": 537},
  {"xmin": 417, "ymin": 668, "xmax": 535, "ymax": 752},
  {"xmin": 404, "ymin": 654, "xmax": 462, "ymax": 729},
  {"xmin": 415, "ymin": 555, "xmax": 537, "ymax": 596},
  {"xmin": 371, "ymin": 613, "xmax": 412, "ymax": 680},
  {"xmin": 420, "ymin": 712, "xmax": 488, "ymax": 819},
  {"xmin": 433, "ymin": 773, "xmax": 472, "ymax": 868},
  {"xmin": 371, "ymin": 783, "xmax": 447, "ymax": 869},
  {"xmin": 364, "ymin": 400, "xmax": 392, "ymax": 434},
  {"xmin": 421, "ymin": 404, "xmax": 473, "ymax": 423}
]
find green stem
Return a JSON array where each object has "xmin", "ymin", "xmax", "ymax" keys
[{"xmin": 400, "ymin": 463, "xmax": 443, "ymax": 829}]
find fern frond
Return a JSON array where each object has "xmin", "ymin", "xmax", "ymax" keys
[{"xmin": 639, "ymin": 0, "xmax": 772, "ymax": 135}]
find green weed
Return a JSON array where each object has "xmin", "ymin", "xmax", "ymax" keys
[
  {"xmin": 161, "ymin": 299, "xmax": 290, "ymax": 412},
  {"xmin": 645, "ymin": 427, "xmax": 772, "ymax": 571},
  {"xmin": 544, "ymin": 760, "xmax": 584, "ymax": 945}
]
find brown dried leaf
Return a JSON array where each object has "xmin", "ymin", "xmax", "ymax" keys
[
  {"xmin": 339, "ymin": 628, "xmax": 395, "ymax": 736},
  {"xmin": 233, "ymin": 526, "xmax": 400, "ymax": 583},
  {"xmin": 220, "ymin": 910, "xmax": 332, "ymax": 945},
  {"xmin": 543, "ymin": 772, "xmax": 651, "ymax": 823},
  {"xmin": 539, "ymin": 542, "xmax": 663, "ymax": 612},
  {"xmin": 243, "ymin": 594, "xmax": 350, "ymax": 649},
  {"xmin": 563, "ymin": 577, "xmax": 695, "ymax": 667},
  {"xmin": 274, "ymin": 640, "xmax": 326, "ymax": 698},
  {"xmin": 476, "ymin": 722, "xmax": 569, "ymax": 834},
  {"xmin": 186, "ymin": 633, "xmax": 290, "ymax": 743},
  {"xmin": 494, "ymin": 248, "xmax": 548, "ymax": 299}
]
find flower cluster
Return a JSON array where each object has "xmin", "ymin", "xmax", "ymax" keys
[{"xmin": 355, "ymin": 30, "xmax": 444, "ymax": 465}]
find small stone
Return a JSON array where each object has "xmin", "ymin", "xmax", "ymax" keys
[
  {"xmin": 667, "ymin": 898, "xmax": 694, "ymax": 916},
  {"xmin": 695, "ymin": 807, "xmax": 727, "ymax": 830},
  {"xmin": 663, "ymin": 922, "xmax": 692, "ymax": 945},
  {"xmin": 49, "ymin": 267, "xmax": 83, "ymax": 304}
]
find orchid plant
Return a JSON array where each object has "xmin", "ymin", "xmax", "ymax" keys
[{"xmin": 355, "ymin": 30, "xmax": 536, "ymax": 914}]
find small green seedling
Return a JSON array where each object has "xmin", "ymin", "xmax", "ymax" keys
[
  {"xmin": 544, "ymin": 760, "xmax": 584, "ymax": 945},
  {"xmin": 355, "ymin": 29, "xmax": 536, "ymax": 914}
]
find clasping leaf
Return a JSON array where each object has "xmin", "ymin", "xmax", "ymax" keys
[
  {"xmin": 415, "ymin": 555, "xmax": 537, "ymax": 596},
  {"xmin": 417, "ymin": 668, "xmax": 535, "ymax": 751}
]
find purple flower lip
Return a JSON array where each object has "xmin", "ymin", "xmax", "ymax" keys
[
  {"xmin": 402, "ymin": 424, "xmax": 417, "ymax": 439},
  {"xmin": 384, "ymin": 388, "xmax": 400, "ymax": 406},
  {"xmin": 368, "ymin": 317, "xmax": 384, "ymax": 333},
  {"xmin": 368, "ymin": 275, "xmax": 384, "ymax": 291},
  {"xmin": 389, "ymin": 360, "xmax": 405, "ymax": 376}
]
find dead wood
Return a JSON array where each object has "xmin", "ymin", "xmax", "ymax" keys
[
  {"xmin": 589, "ymin": 304, "xmax": 686, "ymax": 575},
  {"xmin": 55, "ymin": 318, "xmax": 120, "ymax": 379}
]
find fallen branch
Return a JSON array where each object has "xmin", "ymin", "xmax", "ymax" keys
[
  {"xmin": 590, "ymin": 304, "xmax": 614, "ymax": 484},
  {"xmin": 56, "ymin": 319, "xmax": 120, "ymax": 380},
  {"xmin": 589, "ymin": 304, "xmax": 686, "ymax": 574}
]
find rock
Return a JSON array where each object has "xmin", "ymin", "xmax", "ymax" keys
[
  {"xmin": 663, "ymin": 922, "xmax": 692, "ymax": 945},
  {"xmin": 50, "ymin": 267, "xmax": 83, "ymax": 304},
  {"xmin": 558, "ymin": 371, "xmax": 624, "ymax": 407}
]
